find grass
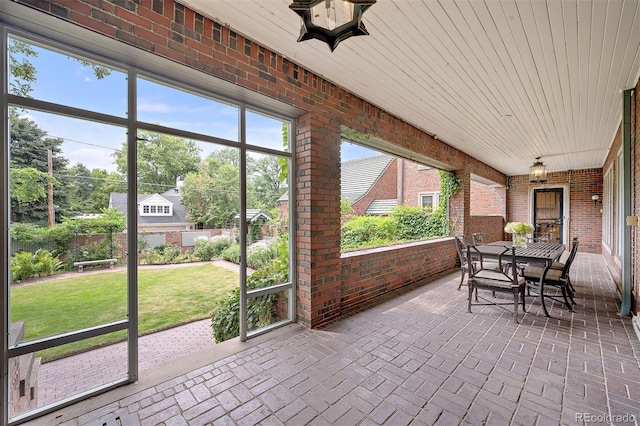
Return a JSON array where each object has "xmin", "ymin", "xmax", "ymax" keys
[{"xmin": 10, "ymin": 263, "xmax": 238, "ymax": 362}]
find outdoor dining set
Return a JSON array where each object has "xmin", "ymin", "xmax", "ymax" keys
[{"xmin": 454, "ymin": 233, "xmax": 579, "ymax": 323}]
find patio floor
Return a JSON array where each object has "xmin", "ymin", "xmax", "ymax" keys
[{"xmin": 27, "ymin": 252, "xmax": 640, "ymax": 425}]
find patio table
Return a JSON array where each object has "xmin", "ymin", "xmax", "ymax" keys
[{"xmin": 473, "ymin": 241, "xmax": 566, "ymax": 316}]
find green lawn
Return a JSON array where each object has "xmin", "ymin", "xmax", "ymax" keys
[{"xmin": 10, "ymin": 263, "xmax": 238, "ymax": 362}]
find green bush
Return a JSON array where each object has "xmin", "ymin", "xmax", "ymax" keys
[
  {"xmin": 10, "ymin": 249, "xmax": 63, "ymax": 282},
  {"xmin": 11, "ymin": 252, "xmax": 35, "ymax": 282},
  {"xmin": 246, "ymin": 238, "xmax": 279, "ymax": 269},
  {"xmin": 76, "ymin": 238, "xmax": 117, "ymax": 262},
  {"xmin": 33, "ymin": 249, "xmax": 64, "ymax": 276},
  {"xmin": 211, "ymin": 234, "xmax": 289, "ymax": 343},
  {"xmin": 193, "ymin": 235, "xmax": 230, "ymax": 261},
  {"xmin": 221, "ymin": 244, "xmax": 240, "ymax": 263},
  {"xmin": 392, "ymin": 205, "xmax": 433, "ymax": 240},
  {"xmin": 341, "ymin": 215, "xmax": 396, "ymax": 249}
]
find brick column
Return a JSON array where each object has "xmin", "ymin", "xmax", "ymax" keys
[
  {"xmin": 294, "ymin": 113, "xmax": 342, "ymax": 328},
  {"xmin": 449, "ymin": 169, "xmax": 471, "ymax": 240}
]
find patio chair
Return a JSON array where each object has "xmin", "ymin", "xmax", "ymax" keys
[
  {"xmin": 472, "ymin": 233, "xmax": 485, "ymax": 245},
  {"xmin": 522, "ymin": 238, "xmax": 579, "ymax": 314},
  {"xmin": 549, "ymin": 237, "xmax": 579, "ymax": 295},
  {"xmin": 466, "ymin": 245, "xmax": 526, "ymax": 323},
  {"xmin": 454, "ymin": 235, "xmax": 475, "ymax": 290}
]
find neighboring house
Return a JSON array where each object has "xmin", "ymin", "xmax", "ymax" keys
[
  {"xmin": 233, "ymin": 209, "xmax": 273, "ymax": 224},
  {"xmin": 109, "ymin": 187, "xmax": 196, "ymax": 232},
  {"xmin": 278, "ymin": 154, "xmax": 442, "ymax": 219}
]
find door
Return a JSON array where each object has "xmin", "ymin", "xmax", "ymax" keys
[{"xmin": 533, "ymin": 188, "xmax": 564, "ymax": 244}]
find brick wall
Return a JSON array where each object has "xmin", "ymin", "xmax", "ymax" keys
[
  {"xmin": 341, "ymin": 238, "xmax": 457, "ymax": 310},
  {"xmin": 470, "ymin": 181, "xmax": 506, "ymax": 216},
  {"xmin": 401, "ymin": 162, "xmax": 441, "ymax": 207},
  {"xmin": 507, "ymin": 169, "xmax": 603, "ymax": 253},
  {"xmin": 468, "ymin": 216, "xmax": 505, "ymax": 244}
]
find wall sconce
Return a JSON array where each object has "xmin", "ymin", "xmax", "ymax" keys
[
  {"xmin": 592, "ymin": 194, "xmax": 601, "ymax": 205},
  {"xmin": 290, "ymin": 0, "xmax": 376, "ymax": 52}
]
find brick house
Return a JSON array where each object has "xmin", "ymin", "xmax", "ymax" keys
[{"xmin": 278, "ymin": 154, "xmax": 443, "ymax": 219}]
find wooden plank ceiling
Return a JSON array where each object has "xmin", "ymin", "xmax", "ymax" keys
[{"xmin": 182, "ymin": 0, "xmax": 640, "ymax": 178}]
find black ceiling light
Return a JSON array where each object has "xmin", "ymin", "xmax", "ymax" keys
[
  {"xmin": 529, "ymin": 157, "xmax": 548, "ymax": 183},
  {"xmin": 289, "ymin": 0, "xmax": 376, "ymax": 52}
]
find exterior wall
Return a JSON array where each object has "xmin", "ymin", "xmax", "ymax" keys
[
  {"xmin": 468, "ymin": 216, "xmax": 505, "ymax": 244},
  {"xmin": 602, "ymin": 80, "xmax": 640, "ymax": 314},
  {"xmin": 351, "ymin": 158, "xmax": 397, "ymax": 215},
  {"xmin": 507, "ymin": 169, "xmax": 603, "ymax": 253},
  {"xmin": 470, "ymin": 181, "xmax": 506, "ymax": 217},
  {"xmin": 400, "ymin": 162, "xmax": 441, "ymax": 207},
  {"xmin": 12, "ymin": 0, "xmax": 506, "ymax": 327},
  {"xmin": 341, "ymin": 238, "xmax": 456, "ymax": 310}
]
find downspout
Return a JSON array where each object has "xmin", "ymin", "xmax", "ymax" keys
[{"xmin": 620, "ymin": 88, "xmax": 634, "ymax": 317}]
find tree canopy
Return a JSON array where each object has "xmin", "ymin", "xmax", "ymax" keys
[{"xmin": 113, "ymin": 131, "xmax": 201, "ymax": 194}]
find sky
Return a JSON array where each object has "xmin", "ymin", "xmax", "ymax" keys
[{"xmin": 10, "ymin": 38, "xmax": 378, "ymax": 174}]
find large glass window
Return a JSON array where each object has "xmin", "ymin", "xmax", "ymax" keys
[
  {"xmin": 7, "ymin": 37, "xmax": 131, "ymax": 422},
  {"xmin": 4, "ymin": 32, "xmax": 295, "ymax": 425}
]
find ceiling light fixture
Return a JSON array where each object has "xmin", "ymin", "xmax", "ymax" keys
[
  {"xmin": 529, "ymin": 157, "xmax": 548, "ymax": 183},
  {"xmin": 289, "ymin": 0, "xmax": 376, "ymax": 52}
]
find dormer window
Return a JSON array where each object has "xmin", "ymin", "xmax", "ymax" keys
[{"xmin": 139, "ymin": 195, "xmax": 173, "ymax": 216}]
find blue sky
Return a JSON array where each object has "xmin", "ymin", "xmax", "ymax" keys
[{"xmin": 10, "ymin": 38, "xmax": 378, "ymax": 172}]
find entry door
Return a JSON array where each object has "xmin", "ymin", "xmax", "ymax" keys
[{"xmin": 533, "ymin": 188, "xmax": 564, "ymax": 244}]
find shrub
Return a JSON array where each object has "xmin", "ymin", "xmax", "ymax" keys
[
  {"xmin": 221, "ymin": 244, "xmax": 240, "ymax": 264},
  {"xmin": 341, "ymin": 215, "xmax": 395, "ymax": 249},
  {"xmin": 10, "ymin": 249, "xmax": 63, "ymax": 282},
  {"xmin": 76, "ymin": 238, "xmax": 117, "ymax": 262},
  {"xmin": 246, "ymin": 238, "xmax": 279, "ymax": 269},
  {"xmin": 193, "ymin": 235, "xmax": 230, "ymax": 261},
  {"xmin": 33, "ymin": 249, "xmax": 64, "ymax": 276},
  {"xmin": 11, "ymin": 252, "xmax": 35, "ymax": 282},
  {"xmin": 211, "ymin": 236, "xmax": 288, "ymax": 343},
  {"xmin": 392, "ymin": 205, "xmax": 432, "ymax": 240},
  {"xmin": 211, "ymin": 245, "xmax": 289, "ymax": 343}
]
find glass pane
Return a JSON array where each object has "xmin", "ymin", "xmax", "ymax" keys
[
  {"xmin": 8, "ymin": 37, "xmax": 127, "ymax": 116},
  {"xmin": 246, "ymin": 110, "xmax": 290, "ymax": 152},
  {"xmin": 9, "ymin": 108, "xmax": 128, "ymax": 343},
  {"xmin": 135, "ymin": 135, "xmax": 241, "ymax": 345},
  {"xmin": 244, "ymin": 150, "xmax": 290, "ymax": 328},
  {"xmin": 8, "ymin": 331, "xmax": 128, "ymax": 419},
  {"xmin": 137, "ymin": 77, "xmax": 239, "ymax": 141},
  {"xmin": 247, "ymin": 290, "xmax": 290, "ymax": 333}
]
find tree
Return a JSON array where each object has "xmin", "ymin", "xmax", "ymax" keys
[
  {"xmin": 180, "ymin": 158, "xmax": 240, "ymax": 227},
  {"xmin": 247, "ymin": 155, "xmax": 287, "ymax": 210},
  {"xmin": 10, "ymin": 167, "xmax": 57, "ymax": 205},
  {"xmin": 113, "ymin": 131, "xmax": 201, "ymax": 194},
  {"xmin": 66, "ymin": 163, "xmax": 95, "ymax": 215},
  {"xmin": 9, "ymin": 110, "xmax": 70, "ymax": 224}
]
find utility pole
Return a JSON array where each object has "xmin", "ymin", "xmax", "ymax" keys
[{"xmin": 47, "ymin": 149, "xmax": 54, "ymax": 228}]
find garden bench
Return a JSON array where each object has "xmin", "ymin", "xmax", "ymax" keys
[{"xmin": 73, "ymin": 259, "xmax": 117, "ymax": 272}]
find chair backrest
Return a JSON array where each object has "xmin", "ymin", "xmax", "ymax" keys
[
  {"xmin": 561, "ymin": 239, "xmax": 579, "ymax": 278},
  {"xmin": 454, "ymin": 235, "xmax": 467, "ymax": 265},
  {"xmin": 472, "ymin": 233, "xmax": 485, "ymax": 245},
  {"xmin": 467, "ymin": 245, "xmax": 517, "ymax": 282}
]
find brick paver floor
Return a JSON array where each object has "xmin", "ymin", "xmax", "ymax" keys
[{"xmin": 27, "ymin": 253, "xmax": 640, "ymax": 425}]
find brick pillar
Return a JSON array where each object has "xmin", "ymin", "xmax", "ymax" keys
[
  {"xmin": 449, "ymin": 169, "xmax": 471, "ymax": 240},
  {"xmin": 294, "ymin": 113, "xmax": 342, "ymax": 328}
]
